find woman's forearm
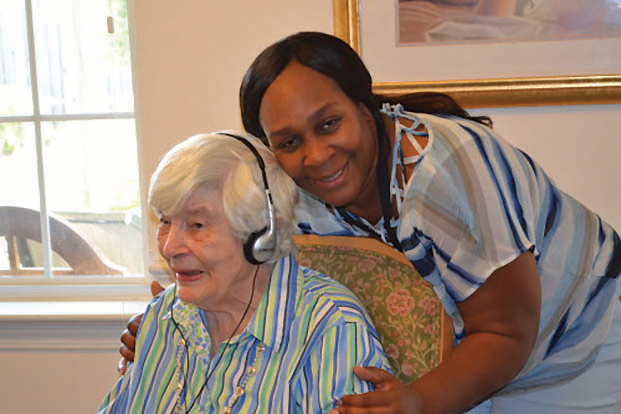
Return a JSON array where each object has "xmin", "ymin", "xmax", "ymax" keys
[
  {"xmin": 412, "ymin": 251, "xmax": 541, "ymax": 413},
  {"xmin": 410, "ymin": 330, "xmax": 532, "ymax": 413}
]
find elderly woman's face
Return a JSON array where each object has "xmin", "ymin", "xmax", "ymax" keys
[{"xmin": 157, "ymin": 184, "xmax": 255, "ymax": 309}]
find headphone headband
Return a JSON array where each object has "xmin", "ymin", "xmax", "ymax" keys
[{"xmin": 218, "ymin": 132, "xmax": 277, "ymax": 264}]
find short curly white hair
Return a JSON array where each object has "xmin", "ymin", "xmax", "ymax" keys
[{"xmin": 148, "ymin": 130, "xmax": 299, "ymax": 261}]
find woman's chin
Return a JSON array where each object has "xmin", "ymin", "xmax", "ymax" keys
[
  {"xmin": 176, "ymin": 285, "xmax": 212, "ymax": 307},
  {"xmin": 306, "ymin": 184, "xmax": 356, "ymax": 209}
]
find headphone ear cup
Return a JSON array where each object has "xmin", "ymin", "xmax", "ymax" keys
[{"xmin": 243, "ymin": 228, "xmax": 267, "ymax": 265}]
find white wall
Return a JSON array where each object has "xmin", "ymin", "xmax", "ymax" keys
[
  {"xmin": 2, "ymin": 1, "xmax": 619, "ymax": 413},
  {"xmin": 0, "ymin": 319, "xmax": 125, "ymax": 414}
]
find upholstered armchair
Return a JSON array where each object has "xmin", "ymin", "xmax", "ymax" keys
[{"xmin": 294, "ymin": 234, "xmax": 453, "ymax": 383}]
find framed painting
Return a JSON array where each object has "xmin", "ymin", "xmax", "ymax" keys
[{"xmin": 333, "ymin": 0, "xmax": 621, "ymax": 107}]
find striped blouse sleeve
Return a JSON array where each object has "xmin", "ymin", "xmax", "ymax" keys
[
  {"xmin": 294, "ymin": 321, "xmax": 391, "ymax": 413},
  {"xmin": 97, "ymin": 363, "xmax": 133, "ymax": 413},
  {"xmin": 412, "ymin": 117, "xmax": 538, "ymax": 303},
  {"xmin": 97, "ymin": 290, "xmax": 172, "ymax": 413}
]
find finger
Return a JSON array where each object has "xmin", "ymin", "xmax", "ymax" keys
[
  {"xmin": 339, "ymin": 389, "xmax": 396, "ymax": 408},
  {"xmin": 117, "ymin": 357, "xmax": 127, "ymax": 375},
  {"xmin": 150, "ymin": 280, "xmax": 165, "ymax": 297},
  {"xmin": 121, "ymin": 329, "xmax": 136, "ymax": 350},
  {"xmin": 119, "ymin": 345, "xmax": 135, "ymax": 362},
  {"xmin": 127, "ymin": 312, "xmax": 143, "ymax": 327},
  {"xmin": 339, "ymin": 389, "xmax": 424, "ymax": 413},
  {"xmin": 353, "ymin": 366, "xmax": 395, "ymax": 386},
  {"xmin": 330, "ymin": 405, "xmax": 395, "ymax": 414},
  {"xmin": 127, "ymin": 313, "xmax": 143, "ymax": 335}
]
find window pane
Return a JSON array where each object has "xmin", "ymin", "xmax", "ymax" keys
[
  {"xmin": 0, "ymin": 0, "xmax": 33, "ymax": 115},
  {"xmin": 0, "ymin": 122, "xmax": 46, "ymax": 276},
  {"xmin": 42, "ymin": 119, "xmax": 142, "ymax": 275},
  {"xmin": 0, "ymin": 122, "xmax": 39, "ymax": 208},
  {"xmin": 0, "ymin": 236, "xmax": 8, "ymax": 270},
  {"xmin": 0, "ymin": 232, "xmax": 71, "ymax": 275},
  {"xmin": 17, "ymin": 239, "xmax": 69, "ymax": 269},
  {"xmin": 32, "ymin": 0, "xmax": 134, "ymax": 114}
]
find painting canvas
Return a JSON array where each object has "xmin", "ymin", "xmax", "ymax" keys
[{"xmin": 398, "ymin": 0, "xmax": 621, "ymax": 44}]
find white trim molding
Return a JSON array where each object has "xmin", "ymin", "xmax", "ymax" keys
[{"xmin": 0, "ymin": 301, "xmax": 149, "ymax": 351}]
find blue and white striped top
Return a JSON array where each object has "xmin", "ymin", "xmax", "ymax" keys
[
  {"xmin": 295, "ymin": 104, "xmax": 620, "ymax": 393},
  {"xmin": 98, "ymin": 254, "xmax": 390, "ymax": 413}
]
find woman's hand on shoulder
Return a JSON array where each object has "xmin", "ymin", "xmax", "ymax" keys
[
  {"xmin": 329, "ymin": 366, "xmax": 423, "ymax": 414},
  {"xmin": 117, "ymin": 280, "xmax": 165, "ymax": 375}
]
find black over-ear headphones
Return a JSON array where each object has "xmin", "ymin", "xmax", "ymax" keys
[{"xmin": 218, "ymin": 132, "xmax": 277, "ymax": 264}]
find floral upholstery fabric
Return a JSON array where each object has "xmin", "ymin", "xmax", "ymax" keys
[{"xmin": 295, "ymin": 235, "xmax": 451, "ymax": 383}]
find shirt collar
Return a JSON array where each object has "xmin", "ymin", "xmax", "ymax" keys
[{"xmin": 162, "ymin": 290, "xmax": 212, "ymax": 359}]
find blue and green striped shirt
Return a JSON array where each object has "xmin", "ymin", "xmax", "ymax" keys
[{"xmin": 99, "ymin": 254, "xmax": 390, "ymax": 413}]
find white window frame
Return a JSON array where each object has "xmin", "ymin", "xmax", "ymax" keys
[{"xmin": 0, "ymin": 0, "xmax": 151, "ymax": 304}]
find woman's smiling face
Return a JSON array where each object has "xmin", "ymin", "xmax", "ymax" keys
[{"xmin": 258, "ymin": 61, "xmax": 380, "ymax": 220}]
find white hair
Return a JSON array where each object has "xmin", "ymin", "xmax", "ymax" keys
[{"xmin": 149, "ymin": 131, "xmax": 299, "ymax": 261}]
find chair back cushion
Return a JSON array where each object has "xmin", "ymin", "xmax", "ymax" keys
[{"xmin": 294, "ymin": 234, "xmax": 452, "ymax": 383}]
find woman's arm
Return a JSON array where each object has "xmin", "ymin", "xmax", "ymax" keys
[{"xmin": 333, "ymin": 250, "xmax": 541, "ymax": 413}]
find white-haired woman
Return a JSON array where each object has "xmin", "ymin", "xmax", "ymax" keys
[{"xmin": 99, "ymin": 131, "xmax": 390, "ymax": 414}]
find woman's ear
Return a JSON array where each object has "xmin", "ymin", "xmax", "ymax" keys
[
  {"xmin": 357, "ymin": 102, "xmax": 381, "ymax": 146},
  {"xmin": 357, "ymin": 102, "xmax": 377, "ymax": 133},
  {"xmin": 358, "ymin": 102, "xmax": 374, "ymax": 122}
]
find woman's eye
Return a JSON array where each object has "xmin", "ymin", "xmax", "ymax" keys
[
  {"xmin": 320, "ymin": 117, "xmax": 340, "ymax": 133},
  {"xmin": 191, "ymin": 222, "xmax": 204, "ymax": 230},
  {"xmin": 157, "ymin": 218, "xmax": 171, "ymax": 237},
  {"xmin": 278, "ymin": 136, "xmax": 301, "ymax": 151}
]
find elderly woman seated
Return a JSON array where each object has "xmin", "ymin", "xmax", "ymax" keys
[{"xmin": 98, "ymin": 131, "xmax": 390, "ymax": 413}]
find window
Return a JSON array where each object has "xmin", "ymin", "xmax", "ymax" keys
[{"xmin": 0, "ymin": 0, "xmax": 146, "ymax": 301}]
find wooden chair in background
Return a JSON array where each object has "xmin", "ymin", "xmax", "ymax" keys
[{"xmin": 0, "ymin": 205, "xmax": 124, "ymax": 276}]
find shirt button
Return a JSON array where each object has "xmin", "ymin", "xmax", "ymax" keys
[
  {"xmin": 222, "ymin": 408, "xmax": 231, "ymax": 414},
  {"xmin": 176, "ymin": 383, "xmax": 183, "ymax": 392},
  {"xmin": 235, "ymin": 387, "xmax": 244, "ymax": 397},
  {"xmin": 257, "ymin": 344, "xmax": 265, "ymax": 353},
  {"xmin": 248, "ymin": 367, "xmax": 256, "ymax": 376}
]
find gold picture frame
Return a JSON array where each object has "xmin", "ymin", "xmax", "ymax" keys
[{"xmin": 333, "ymin": 0, "xmax": 621, "ymax": 108}]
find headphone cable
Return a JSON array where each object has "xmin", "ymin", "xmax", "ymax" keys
[{"xmin": 180, "ymin": 264, "xmax": 261, "ymax": 413}]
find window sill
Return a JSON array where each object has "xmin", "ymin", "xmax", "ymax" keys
[
  {"xmin": 0, "ymin": 300, "xmax": 151, "ymax": 351},
  {"xmin": 0, "ymin": 300, "xmax": 150, "ymax": 322},
  {"xmin": 0, "ymin": 273, "xmax": 166, "ymax": 350},
  {"xmin": 0, "ymin": 279, "xmax": 155, "ymax": 302}
]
